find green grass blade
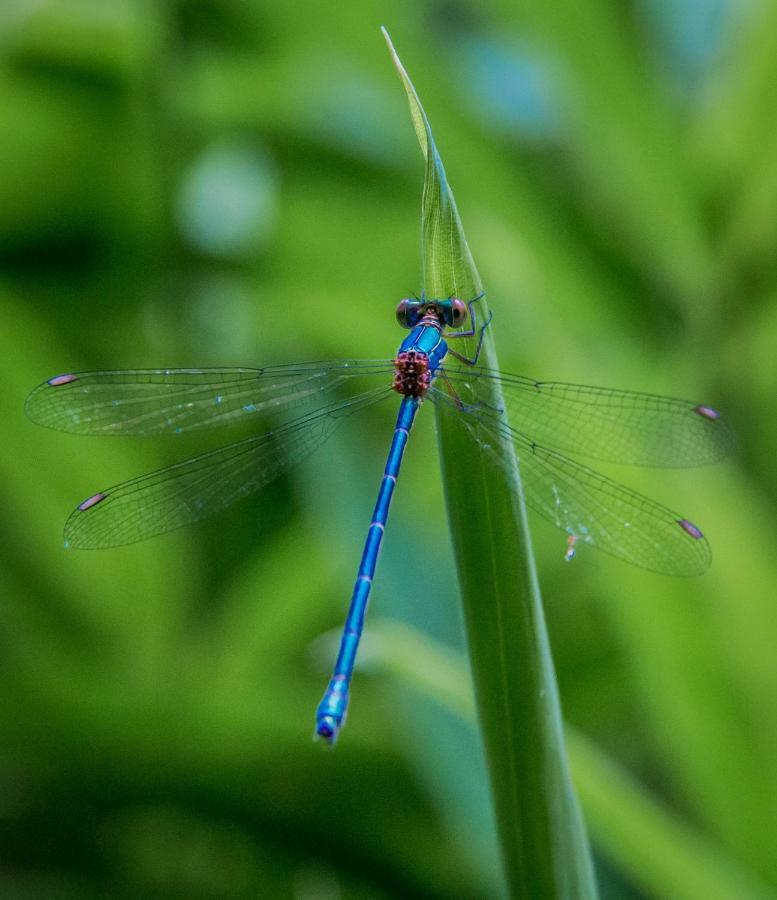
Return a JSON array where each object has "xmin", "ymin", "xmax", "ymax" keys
[
  {"xmin": 382, "ymin": 28, "xmax": 598, "ymax": 899},
  {"xmin": 365, "ymin": 620, "xmax": 774, "ymax": 900}
]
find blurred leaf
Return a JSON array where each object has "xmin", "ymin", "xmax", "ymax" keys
[
  {"xmin": 1, "ymin": 0, "xmax": 157, "ymax": 84},
  {"xmin": 367, "ymin": 619, "xmax": 774, "ymax": 900},
  {"xmin": 497, "ymin": 0, "xmax": 714, "ymax": 308},
  {"xmin": 695, "ymin": 3, "xmax": 777, "ymax": 279}
]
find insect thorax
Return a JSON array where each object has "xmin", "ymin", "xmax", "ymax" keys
[{"xmin": 393, "ymin": 350, "xmax": 432, "ymax": 398}]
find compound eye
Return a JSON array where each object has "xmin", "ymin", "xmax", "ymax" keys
[
  {"xmin": 451, "ymin": 298, "xmax": 467, "ymax": 325},
  {"xmin": 396, "ymin": 299, "xmax": 412, "ymax": 328}
]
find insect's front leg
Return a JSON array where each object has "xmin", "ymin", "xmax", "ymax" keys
[{"xmin": 446, "ymin": 291, "xmax": 492, "ymax": 366}]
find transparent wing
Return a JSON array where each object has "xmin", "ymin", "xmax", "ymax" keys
[
  {"xmin": 65, "ymin": 387, "xmax": 392, "ymax": 549},
  {"xmin": 440, "ymin": 366, "xmax": 734, "ymax": 467},
  {"xmin": 26, "ymin": 360, "xmax": 393, "ymax": 436},
  {"xmin": 430, "ymin": 388, "xmax": 711, "ymax": 576}
]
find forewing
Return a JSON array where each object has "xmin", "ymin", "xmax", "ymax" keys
[
  {"xmin": 27, "ymin": 362, "xmax": 392, "ymax": 436},
  {"xmin": 441, "ymin": 367, "xmax": 734, "ymax": 467}
]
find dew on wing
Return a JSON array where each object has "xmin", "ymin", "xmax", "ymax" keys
[
  {"xmin": 78, "ymin": 492, "xmax": 107, "ymax": 511},
  {"xmin": 48, "ymin": 374, "xmax": 78, "ymax": 387},
  {"xmin": 678, "ymin": 518, "xmax": 704, "ymax": 540},
  {"xmin": 693, "ymin": 404, "xmax": 719, "ymax": 421}
]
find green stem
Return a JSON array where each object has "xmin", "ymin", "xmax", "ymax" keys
[{"xmin": 382, "ymin": 27, "xmax": 597, "ymax": 899}]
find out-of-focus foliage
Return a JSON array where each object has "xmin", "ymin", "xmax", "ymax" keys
[{"xmin": 1, "ymin": 1, "xmax": 775, "ymax": 898}]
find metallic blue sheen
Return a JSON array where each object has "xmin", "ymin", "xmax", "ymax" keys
[
  {"xmin": 398, "ymin": 324, "xmax": 448, "ymax": 371},
  {"xmin": 315, "ymin": 392, "xmax": 421, "ymax": 742}
]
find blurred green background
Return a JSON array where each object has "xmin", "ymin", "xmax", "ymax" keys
[{"xmin": 2, "ymin": 1, "xmax": 776, "ymax": 897}]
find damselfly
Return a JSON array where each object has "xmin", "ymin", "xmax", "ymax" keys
[{"xmin": 26, "ymin": 294, "xmax": 732, "ymax": 742}]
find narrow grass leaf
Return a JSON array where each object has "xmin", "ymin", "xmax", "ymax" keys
[{"xmin": 382, "ymin": 28, "xmax": 597, "ymax": 899}]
